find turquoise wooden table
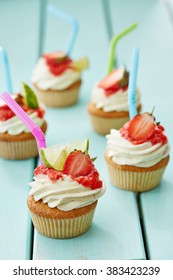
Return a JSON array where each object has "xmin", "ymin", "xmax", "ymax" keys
[{"xmin": 0, "ymin": 0, "xmax": 172, "ymax": 260}]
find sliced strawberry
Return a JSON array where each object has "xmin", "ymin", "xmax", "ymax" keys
[
  {"xmin": 0, "ymin": 104, "xmax": 10, "ymax": 110},
  {"xmin": 128, "ymin": 113, "xmax": 155, "ymax": 141},
  {"xmin": 49, "ymin": 58, "xmax": 72, "ymax": 75},
  {"xmin": 43, "ymin": 51, "xmax": 67, "ymax": 64},
  {"xmin": 98, "ymin": 68, "xmax": 124, "ymax": 90},
  {"xmin": 0, "ymin": 94, "xmax": 30, "ymax": 121},
  {"xmin": 105, "ymin": 85, "xmax": 128, "ymax": 97},
  {"xmin": 0, "ymin": 109, "xmax": 15, "ymax": 121},
  {"xmin": 63, "ymin": 151, "xmax": 93, "ymax": 178}
]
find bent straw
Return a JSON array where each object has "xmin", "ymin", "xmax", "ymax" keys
[
  {"xmin": 47, "ymin": 4, "xmax": 79, "ymax": 56},
  {"xmin": 128, "ymin": 48, "xmax": 140, "ymax": 120},
  {"xmin": 0, "ymin": 92, "xmax": 46, "ymax": 164},
  {"xmin": 107, "ymin": 23, "xmax": 137, "ymax": 74},
  {"xmin": 0, "ymin": 47, "xmax": 13, "ymax": 93}
]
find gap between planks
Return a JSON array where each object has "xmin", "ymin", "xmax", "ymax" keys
[
  {"xmin": 137, "ymin": 193, "xmax": 149, "ymax": 260},
  {"xmin": 28, "ymin": 157, "xmax": 38, "ymax": 260}
]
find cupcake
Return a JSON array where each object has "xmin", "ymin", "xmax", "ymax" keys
[
  {"xmin": 87, "ymin": 68, "xmax": 141, "ymax": 135},
  {"xmin": 0, "ymin": 83, "xmax": 47, "ymax": 160},
  {"xmin": 28, "ymin": 140, "xmax": 105, "ymax": 238},
  {"xmin": 105, "ymin": 112, "xmax": 169, "ymax": 192},
  {"xmin": 31, "ymin": 51, "xmax": 88, "ymax": 107}
]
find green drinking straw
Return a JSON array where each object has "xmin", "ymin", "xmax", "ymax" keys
[{"xmin": 107, "ymin": 23, "xmax": 137, "ymax": 74}]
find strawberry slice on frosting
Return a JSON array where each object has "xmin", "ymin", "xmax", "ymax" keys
[{"xmin": 98, "ymin": 68, "xmax": 129, "ymax": 97}]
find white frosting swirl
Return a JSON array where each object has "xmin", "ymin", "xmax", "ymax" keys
[
  {"xmin": 29, "ymin": 174, "xmax": 105, "ymax": 211},
  {"xmin": 0, "ymin": 111, "xmax": 44, "ymax": 135},
  {"xmin": 91, "ymin": 84, "xmax": 141, "ymax": 112},
  {"xmin": 31, "ymin": 58, "xmax": 81, "ymax": 91},
  {"xmin": 106, "ymin": 129, "xmax": 169, "ymax": 167}
]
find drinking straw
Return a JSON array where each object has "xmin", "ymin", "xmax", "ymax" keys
[
  {"xmin": 107, "ymin": 23, "xmax": 137, "ymax": 74},
  {"xmin": 38, "ymin": 0, "xmax": 47, "ymax": 57},
  {"xmin": 47, "ymin": 4, "xmax": 79, "ymax": 56},
  {"xmin": 0, "ymin": 92, "xmax": 46, "ymax": 164},
  {"xmin": 128, "ymin": 48, "xmax": 140, "ymax": 120},
  {"xmin": 0, "ymin": 46, "xmax": 13, "ymax": 93}
]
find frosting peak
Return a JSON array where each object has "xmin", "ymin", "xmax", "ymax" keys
[
  {"xmin": 32, "ymin": 58, "xmax": 81, "ymax": 91},
  {"xmin": 106, "ymin": 128, "xmax": 169, "ymax": 168},
  {"xmin": 92, "ymin": 84, "xmax": 141, "ymax": 112},
  {"xmin": 29, "ymin": 174, "xmax": 105, "ymax": 211}
]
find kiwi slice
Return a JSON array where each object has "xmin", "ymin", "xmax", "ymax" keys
[{"xmin": 40, "ymin": 140, "xmax": 89, "ymax": 171}]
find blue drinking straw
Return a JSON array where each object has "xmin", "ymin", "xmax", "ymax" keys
[
  {"xmin": 47, "ymin": 4, "xmax": 79, "ymax": 56},
  {"xmin": 38, "ymin": 0, "xmax": 47, "ymax": 57},
  {"xmin": 0, "ymin": 46, "xmax": 13, "ymax": 93},
  {"xmin": 128, "ymin": 48, "xmax": 140, "ymax": 119}
]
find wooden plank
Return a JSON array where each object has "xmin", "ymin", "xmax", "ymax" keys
[
  {"xmin": 0, "ymin": 0, "xmax": 40, "ymax": 91},
  {"xmin": 164, "ymin": 0, "xmax": 173, "ymax": 25},
  {"xmin": 108, "ymin": 0, "xmax": 173, "ymax": 259},
  {"xmin": 0, "ymin": 159, "xmax": 34, "ymax": 260},
  {"xmin": 33, "ymin": 0, "xmax": 145, "ymax": 260},
  {"xmin": 139, "ymin": 0, "xmax": 173, "ymax": 259},
  {"xmin": 0, "ymin": 0, "xmax": 40, "ymax": 259}
]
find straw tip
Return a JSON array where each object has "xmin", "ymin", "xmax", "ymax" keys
[{"xmin": 132, "ymin": 22, "xmax": 138, "ymax": 28}]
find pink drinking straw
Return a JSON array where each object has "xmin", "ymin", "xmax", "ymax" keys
[{"xmin": 0, "ymin": 92, "xmax": 46, "ymax": 164}]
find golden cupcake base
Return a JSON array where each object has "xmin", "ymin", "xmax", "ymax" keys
[
  {"xmin": 27, "ymin": 195, "xmax": 97, "ymax": 239},
  {"xmin": 105, "ymin": 151, "xmax": 169, "ymax": 192}
]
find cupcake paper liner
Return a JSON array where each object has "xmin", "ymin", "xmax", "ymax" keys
[
  {"xmin": 105, "ymin": 153, "xmax": 169, "ymax": 192},
  {"xmin": 88, "ymin": 114, "xmax": 129, "ymax": 135},
  {"xmin": 106, "ymin": 163, "xmax": 166, "ymax": 192},
  {"xmin": 0, "ymin": 139, "xmax": 39, "ymax": 160},
  {"xmin": 29, "ymin": 207, "xmax": 96, "ymax": 239},
  {"xmin": 33, "ymin": 86, "xmax": 81, "ymax": 107}
]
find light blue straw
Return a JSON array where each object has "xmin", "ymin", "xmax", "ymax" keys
[
  {"xmin": 47, "ymin": 4, "xmax": 79, "ymax": 56},
  {"xmin": 38, "ymin": 0, "xmax": 47, "ymax": 57},
  {"xmin": 0, "ymin": 46, "xmax": 13, "ymax": 93},
  {"xmin": 128, "ymin": 48, "xmax": 140, "ymax": 119}
]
